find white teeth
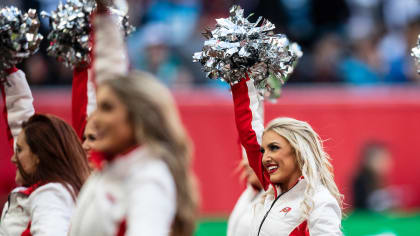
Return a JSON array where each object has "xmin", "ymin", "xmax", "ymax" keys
[{"xmin": 267, "ymin": 166, "xmax": 278, "ymax": 171}]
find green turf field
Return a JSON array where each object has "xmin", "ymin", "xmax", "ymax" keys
[{"xmin": 195, "ymin": 211, "xmax": 420, "ymax": 236}]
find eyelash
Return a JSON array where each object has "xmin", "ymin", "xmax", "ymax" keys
[
  {"xmin": 100, "ymin": 102, "xmax": 112, "ymax": 112},
  {"xmin": 260, "ymin": 144, "xmax": 280, "ymax": 154},
  {"xmin": 82, "ymin": 135, "xmax": 96, "ymax": 142},
  {"xmin": 269, "ymin": 144, "xmax": 279, "ymax": 151}
]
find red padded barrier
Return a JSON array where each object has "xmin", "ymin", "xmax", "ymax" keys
[{"xmin": 1, "ymin": 86, "xmax": 420, "ymax": 215}]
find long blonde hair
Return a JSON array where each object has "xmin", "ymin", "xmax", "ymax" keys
[
  {"xmin": 104, "ymin": 71, "xmax": 198, "ymax": 236},
  {"xmin": 264, "ymin": 117, "xmax": 343, "ymax": 218}
]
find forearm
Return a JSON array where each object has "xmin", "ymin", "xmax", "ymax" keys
[
  {"xmin": 92, "ymin": 10, "xmax": 129, "ymax": 85},
  {"xmin": 71, "ymin": 68, "xmax": 96, "ymax": 138},
  {"xmin": 231, "ymin": 78, "xmax": 269, "ymax": 190},
  {"xmin": 2, "ymin": 69, "xmax": 34, "ymax": 147}
]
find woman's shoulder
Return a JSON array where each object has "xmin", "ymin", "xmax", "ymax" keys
[
  {"xmin": 28, "ymin": 183, "xmax": 75, "ymax": 205},
  {"xmin": 32, "ymin": 182, "xmax": 71, "ymax": 192},
  {"xmin": 128, "ymin": 147, "xmax": 172, "ymax": 175},
  {"xmin": 104, "ymin": 147, "xmax": 176, "ymax": 195},
  {"xmin": 313, "ymin": 185, "xmax": 340, "ymax": 207},
  {"xmin": 132, "ymin": 156, "xmax": 174, "ymax": 185},
  {"xmin": 123, "ymin": 147, "xmax": 175, "ymax": 188}
]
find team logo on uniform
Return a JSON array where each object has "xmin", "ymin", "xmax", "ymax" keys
[
  {"xmin": 106, "ymin": 193, "xmax": 116, "ymax": 204},
  {"xmin": 280, "ymin": 207, "xmax": 291, "ymax": 216}
]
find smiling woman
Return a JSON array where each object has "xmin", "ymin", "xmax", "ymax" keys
[
  {"xmin": 0, "ymin": 68, "xmax": 90, "ymax": 236},
  {"xmin": 15, "ymin": 114, "xmax": 90, "ymax": 195},
  {"xmin": 12, "ymin": 131, "xmax": 39, "ymax": 186},
  {"xmin": 93, "ymin": 84, "xmax": 137, "ymax": 156},
  {"xmin": 81, "ymin": 116, "xmax": 98, "ymax": 162},
  {"xmin": 231, "ymin": 78, "xmax": 343, "ymax": 236},
  {"xmin": 260, "ymin": 130, "xmax": 301, "ymax": 191},
  {"xmin": 69, "ymin": 71, "xmax": 198, "ymax": 236},
  {"xmin": 67, "ymin": 3, "xmax": 198, "ymax": 235}
]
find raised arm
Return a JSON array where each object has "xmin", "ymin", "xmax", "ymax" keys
[
  {"xmin": 71, "ymin": 67, "xmax": 96, "ymax": 139},
  {"xmin": 231, "ymin": 76, "xmax": 270, "ymax": 191},
  {"xmin": 92, "ymin": 6, "xmax": 129, "ymax": 85},
  {"xmin": 72, "ymin": 2, "xmax": 129, "ymax": 138},
  {"xmin": 1, "ymin": 68, "xmax": 34, "ymax": 148}
]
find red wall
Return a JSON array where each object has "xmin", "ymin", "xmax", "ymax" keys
[{"xmin": 1, "ymin": 86, "xmax": 420, "ymax": 215}]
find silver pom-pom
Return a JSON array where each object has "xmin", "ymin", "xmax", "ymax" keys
[
  {"xmin": 41, "ymin": 0, "xmax": 135, "ymax": 68},
  {"xmin": 411, "ymin": 35, "xmax": 420, "ymax": 74},
  {"xmin": 0, "ymin": 7, "xmax": 43, "ymax": 81},
  {"xmin": 193, "ymin": 5, "xmax": 302, "ymax": 97}
]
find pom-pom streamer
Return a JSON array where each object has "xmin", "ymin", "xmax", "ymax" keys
[
  {"xmin": 193, "ymin": 5, "xmax": 302, "ymax": 98},
  {"xmin": 0, "ymin": 7, "xmax": 43, "ymax": 81},
  {"xmin": 41, "ymin": 0, "xmax": 135, "ymax": 68}
]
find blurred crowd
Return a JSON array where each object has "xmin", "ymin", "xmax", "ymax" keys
[{"xmin": 1, "ymin": 0, "xmax": 419, "ymax": 87}]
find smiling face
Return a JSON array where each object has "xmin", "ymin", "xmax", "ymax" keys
[
  {"xmin": 261, "ymin": 130, "xmax": 301, "ymax": 191},
  {"xmin": 82, "ymin": 117, "xmax": 97, "ymax": 160},
  {"xmin": 11, "ymin": 131, "xmax": 39, "ymax": 186},
  {"xmin": 94, "ymin": 85, "xmax": 137, "ymax": 156}
]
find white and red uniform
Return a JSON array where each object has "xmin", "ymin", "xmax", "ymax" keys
[
  {"xmin": 0, "ymin": 69, "xmax": 76, "ymax": 236},
  {"xmin": 69, "ymin": 147, "xmax": 176, "ymax": 236},
  {"xmin": 250, "ymin": 179, "xmax": 342, "ymax": 236},
  {"xmin": 227, "ymin": 186, "xmax": 264, "ymax": 236},
  {"xmin": 0, "ymin": 183, "xmax": 75, "ymax": 236},
  {"xmin": 69, "ymin": 9, "xmax": 177, "ymax": 236},
  {"xmin": 228, "ymin": 95, "xmax": 265, "ymax": 236},
  {"xmin": 231, "ymin": 77, "xmax": 342, "ymax": 236}
]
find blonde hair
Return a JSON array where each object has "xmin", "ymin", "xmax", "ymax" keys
[
  {"xmin": 104, "ymin": 71, "xmax": 198, "ymax": 236},
  {"xmin": 264, "ymin": 117, "xmax": 343, "ymax": 218}
]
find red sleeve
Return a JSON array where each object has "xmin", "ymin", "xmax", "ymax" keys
[
  {"xmin": 71, "ymin": 6, "xmax": 128, "ymax": 139},
  {"xmin": 1, "ymin": 83, "xmax": 13, "ymax": 148},
  {"xmin": 72, "ymin": 68, "xmax": 89, "ymax": 139},
  {"xmin": 71, "ymin": 10, "xmax": 99, "ymax": 139},
  {"xmin": 231, "ymin": 78, "xmax": 271, "ymax": 190}
]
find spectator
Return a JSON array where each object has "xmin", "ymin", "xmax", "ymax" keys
[
  {"xmin": 312, "ymin": 34, "xmax": 345, "ymax": 83},
  {"xmin": 142, "ymin": 0, "xmax": 201, "ymax": 46},
  {"xmin": 0, "ymin": 0, "xmax": 23, "ymax": 8},
  {"xmin": 352, "ymin": 142, "xmax": 399, "ymax": 211},
  {"xmin": 133, "ymin": 23, "xmax": 194, "ymax": 88},
  {"xmin": 339, "ymin": 20, "xmax": 385, "ymax": 85},
  {"xmin": 377, "ymin": 0, "xmax": 420, "ymax": 83}
]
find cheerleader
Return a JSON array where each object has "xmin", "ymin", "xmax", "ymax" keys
[
  {"xmin": 69, "ymin": 70, "xmax": 198, "ymax": 236},
  {"xmin": 69, "ymin": 2, "xmax": 198, "ymax": 235},
  {"xmin": 0, "ymin": 68, "xmax": 91, "ymax": 235},
  {"xmin": 228, "ymin": 101, "xmax": 265, "ymax": 236},
  {"xmin": 231, "ymin": 77, "xmax": 343, "ymax": 235},
  {"xmin": 81, "ymin": 116, "xmax": 97, "ymax": 159}
]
